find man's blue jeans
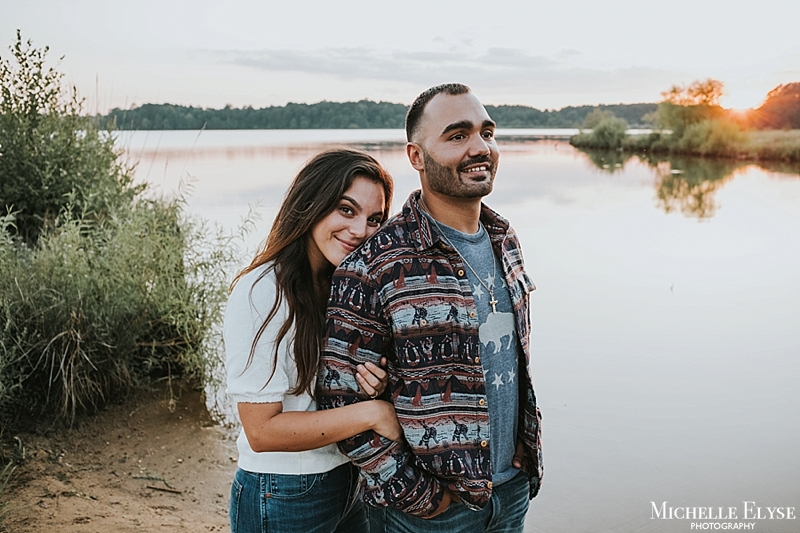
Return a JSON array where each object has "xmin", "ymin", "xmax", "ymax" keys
[
  {"xmin": 366, "ymin": 470, "xmax": 531, "ymax": 533},
  {"xmin": 229, "ymin": 462, "xmax": 368, "ymax": 533}
]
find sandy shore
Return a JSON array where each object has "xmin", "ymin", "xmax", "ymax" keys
[{"xmin": 2, "ymin": 381, "xmax": 238, "ymax": 532}]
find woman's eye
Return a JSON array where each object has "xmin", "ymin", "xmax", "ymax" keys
[
  {"xmin": 367, "ymin": 217, "xmax": 381, "ymax": 227},
  {"xmin": 339, "ymin": 205, "xmax": 353, "ymax": 215}
]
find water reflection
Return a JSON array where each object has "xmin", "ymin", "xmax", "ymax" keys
[
  {"xmin": 576, "ymin": 148, "xmax": 800, "ymax": 219},
  {"xmin": 582, "ymin": 149, "xmax": 631, "ymax": 174},
  {"xmin": 649, "ymin": 157, "xmax": 737, "ymax": 218}
]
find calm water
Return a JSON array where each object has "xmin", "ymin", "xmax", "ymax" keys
[{"xmin": 118, "ymin": 130, "xmax": 800, "ymax": 533}]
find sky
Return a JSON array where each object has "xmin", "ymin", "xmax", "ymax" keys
[{"xmin": 3, "ymin": 0, "xmax": 800, "ymax": 113}]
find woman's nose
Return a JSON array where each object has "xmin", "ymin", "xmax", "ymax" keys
[{"xmin": 348, "ymin": 218, "xmax": 368, "ymax": 239}]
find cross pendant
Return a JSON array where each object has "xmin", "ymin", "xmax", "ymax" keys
[{"xmin": 489, "ymin": 293, "xmax": 498, "ymax": 314}]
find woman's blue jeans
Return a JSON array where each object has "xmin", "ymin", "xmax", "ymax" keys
[{"xmin": 229, "ymin": 462, "xmax": 368, "ymax": 533}]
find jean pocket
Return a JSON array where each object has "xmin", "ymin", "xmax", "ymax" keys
[
  {"xmin": 229, "ymin": 475, "xmax": 244, "ymax": 532},
  {"xmin": 267, "ymin": 472, "xmax": 326, "ymax": 500}
]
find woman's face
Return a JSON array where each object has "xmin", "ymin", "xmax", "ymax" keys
[{"xmin": 307, "ymin": 176, "xmax": 386, "ymax": 273}]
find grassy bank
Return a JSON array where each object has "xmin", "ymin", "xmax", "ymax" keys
[
  {"xmin": 572, "ymin": 124, "xmax": 800, "ymax": 162},
  {"xmin": 0, "ymin": 33, "xmax": 238, "ymax": 435}
]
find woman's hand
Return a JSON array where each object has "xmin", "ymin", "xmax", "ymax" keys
[
  {"xmin": 370, "ymin": 399, "xmax": 403, "ymax": 442},
  {"xmin": 356, "ymin": 356, "xmax": 389, "ymax": 398}
]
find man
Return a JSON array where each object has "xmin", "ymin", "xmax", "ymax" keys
[{"xmin": 319, "ymin": 83, "xmax": 543, "ymax": 532}]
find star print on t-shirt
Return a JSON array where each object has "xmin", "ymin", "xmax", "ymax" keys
[{"xmin": 473, "ymin": 284, "xmax": 485, "ymax": 299}]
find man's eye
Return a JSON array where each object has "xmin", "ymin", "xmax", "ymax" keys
[
  {"xmin": 451, "ymin": 133, "xmax": 465, "ymax": 141},
  {"xmin": 482, "ymin": 130, "xmax": 494, "ymax": 139}
]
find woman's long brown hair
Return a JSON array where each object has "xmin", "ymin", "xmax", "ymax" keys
[{"xmin": 230, "ymin": 148, "xmax": 393, "ymax": 397}]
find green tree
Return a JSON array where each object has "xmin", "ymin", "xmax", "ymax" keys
[
  {"xmin": 655, "ymin": 78, "xmax": 726, "ymax": 137},
  {"xmin": 582, "ymin": 109, "xmax": 616, "ymax": 129},
  {"xmin": 0, "ymin": 31, "xmax": 141, "ymax": 245}
]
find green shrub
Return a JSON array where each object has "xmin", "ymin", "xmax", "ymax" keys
[
  {"xmin": 0, "ymin": 30, "xmax": 141, "ymax": 245},
  {"xmin": 0, "ymin": 194, "xmax": 237, "ymax": 423},
  {"xmin": 0, "ymin": 33, "xmax": 239, "ymax": 426},
  {"xmin": 674, "ymin": 119, "xmax": 747, "ymax": 156},
  {"xmin": 571, "ymin": 114, "xmax": 629, "ymax": 150}
]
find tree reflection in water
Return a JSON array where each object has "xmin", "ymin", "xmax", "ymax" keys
[
  {"xmin": 577, "ymin": 148, "xmax": 800, "ymax": 219},
  {"xmin": 583, "ymin": 150, "xmax": 632, "ymax": 174},
  {"xmin": 648, "ymin": 156, "xmax": 737, "ymax": 219}
]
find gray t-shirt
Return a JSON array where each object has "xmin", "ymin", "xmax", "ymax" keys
[{"xmin": 436, "ymin": 220, "xmax": 520, "ymax": 486}]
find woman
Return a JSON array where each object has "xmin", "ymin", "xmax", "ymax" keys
[{"xmin": 225, "ymin": 149, "xmax": 399, "ymax": 533}]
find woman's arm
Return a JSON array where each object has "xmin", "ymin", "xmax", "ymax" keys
[{"xmin": 238, "ymin": 399, "xmax": 402, "ymax": 453}]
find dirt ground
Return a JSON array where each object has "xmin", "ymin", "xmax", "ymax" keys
[{"xmin": 1, "ymin": 381, "xmax": 239, "ymax": 532}]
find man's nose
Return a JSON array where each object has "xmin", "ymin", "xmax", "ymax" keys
[{"xmin": 468, "ymin": 134, "xmax": 492, "ymax": 156}]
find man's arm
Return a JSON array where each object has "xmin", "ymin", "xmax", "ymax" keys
[{"xmin": 318, "ymin": 262, "xmax": 447, "ymax": 517}]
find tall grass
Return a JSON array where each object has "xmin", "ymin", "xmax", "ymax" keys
[{"xmin": 0, "ymin": 198, "xmax": 239, "ymax": 423}]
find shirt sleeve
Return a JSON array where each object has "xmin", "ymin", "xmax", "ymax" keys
[
  {"xmin": 225, "ymin": 268, "xmax": 290, "ymax": 404},
  {"xmin": 318, "ymin": 262, "xmax": 445, "ymax": 516}
]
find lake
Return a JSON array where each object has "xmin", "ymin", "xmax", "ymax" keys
[{"xmin": 118, "ymin": 129, "xmax": 800, "ymax": 533}]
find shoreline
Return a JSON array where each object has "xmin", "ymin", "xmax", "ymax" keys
[
  {"xmin": 1, "ymin": 381, "xmax": 237, "ymax": 532},
  {"xmin": 571, "ymin": 129, "xmax": 800, "ymax": 164}
]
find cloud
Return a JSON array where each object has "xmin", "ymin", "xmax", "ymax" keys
[{"xmin": 210, "ymin": 46, "xmax": 676, "ymax": 97}]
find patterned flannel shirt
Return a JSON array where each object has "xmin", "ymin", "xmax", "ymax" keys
[{"xmin": 318, "ymin": 190, "xmax": 543, "ymax": 517}]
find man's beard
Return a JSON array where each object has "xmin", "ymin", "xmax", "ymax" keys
[{"xmin": 423, "ymin": 150, "xmax": 496, "ymax": 199}]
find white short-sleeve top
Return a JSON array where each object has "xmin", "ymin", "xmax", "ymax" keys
[{"xmin": 224, "ymin": 264, "xmax": 348, "ymax": 474}]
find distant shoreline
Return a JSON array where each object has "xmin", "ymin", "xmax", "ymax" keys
[{"xmin": 96, "ymin": 101, "xmax": 657, "ymax": 131}]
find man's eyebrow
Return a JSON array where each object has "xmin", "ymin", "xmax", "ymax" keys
[
  {"xmin": 441, "ymin": 120, "xmax": 474, "ymax": 136},
  {"xmin": 440, "ymin": 119, "xmax": 497, "ymax": 136}
]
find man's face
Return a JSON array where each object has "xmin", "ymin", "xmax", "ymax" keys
[{"xmin": 412, "ymin": 92, "xmax": 499, "ymax": 199}]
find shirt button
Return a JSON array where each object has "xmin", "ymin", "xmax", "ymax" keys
[
  {"xmin": 480, "ymin": 440, "xmax": 488, "ymax": 448},
  {"xmin": 469, "ymin": 311, "xmax": 477, "ymax": 319},
  {"xmin": 474, "ymin": 357, "xmax": 480, "ymax": 364},
  {"xmin": 487, "ymin": 482, "xmax": 493, "ymax": 489},
  {"xmin": 457, "ymin": 269, "xmax": 465, "ymax": 277},
  {"xmin": 478, "ymin": 398, "xmax": 485, "ymax": 406}
]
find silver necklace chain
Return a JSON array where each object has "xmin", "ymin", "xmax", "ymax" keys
[{"xmin": 421, "ymin": 200, "xmax": 499, "ymax": 314}]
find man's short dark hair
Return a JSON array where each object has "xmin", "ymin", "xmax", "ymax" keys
[{"xmin": 405, "ymin": 83, "xmax": 471, "ymax": 142}]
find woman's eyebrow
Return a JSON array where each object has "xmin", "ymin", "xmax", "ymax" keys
[{"xmin": 341, "ymin": 195, "xmax": 361, "ymax": 210}]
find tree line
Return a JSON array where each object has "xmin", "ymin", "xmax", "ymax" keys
[
  {"xmin": 97, "ymin": 100, "xmax": 659, "ymax": 131},
  {"xmin": 570, "ymin": 79, "xmax": 800, "ymax": 162}
]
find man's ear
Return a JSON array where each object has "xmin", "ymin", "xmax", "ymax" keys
[{"xmin": 406, "ymin": 142, "xmax": 425, "ymax": 172}]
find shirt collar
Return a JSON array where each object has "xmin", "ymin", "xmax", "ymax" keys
[{"xmin": 402, "ymin": 190, "xmax": 510, "ymax": 253}]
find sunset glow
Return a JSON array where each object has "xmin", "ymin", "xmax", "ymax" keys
[{"xmin": 722, "ymin": 92, "xmax": 765, "ymax": 111}]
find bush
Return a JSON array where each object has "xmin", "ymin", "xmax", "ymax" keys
[
  {"xmin": 571, "ymin": 113, "xmax": 629, "ymax": 150},
  {"xmin": 0, "ymin": 33, "xmax": 238, "ymax": 426},
  {"xmin": 0, "ymin": 30, "xmax": 141, "ymax": 245},
  {"xmin": 674, "ymin": 119, "xmax": 747, "ymax": 156}
]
